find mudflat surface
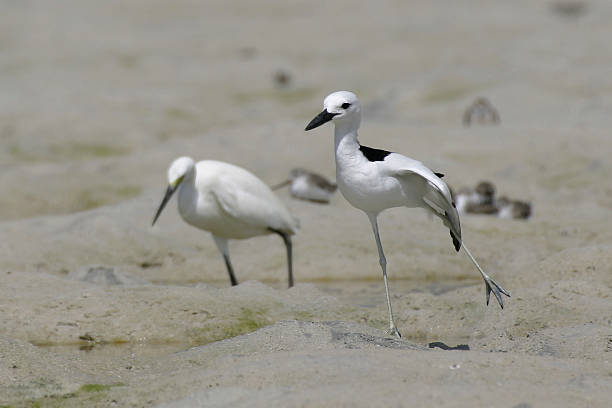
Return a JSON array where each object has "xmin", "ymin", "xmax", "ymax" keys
[{"xmin": 1, "ymin": 1, "xmax": 612, "ymax": 406}]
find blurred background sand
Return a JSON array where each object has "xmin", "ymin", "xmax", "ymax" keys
[{"xmin": 1, "ymin": 0, "xmax": 612, "ymax": 406}]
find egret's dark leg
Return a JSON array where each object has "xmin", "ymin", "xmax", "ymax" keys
[
  {"xmin": 213, "ymin": 235, "xmax": 238, "ymax": 286},
  {"xmin": 366, "ymin": 213, "xmax": 401, "ymax": 338},
  {"xmin": 269, "ymin": 228, "xmax": 294, "ymax": 288},
  {"xmin": 222, "ymin": 253, "xmax": 238, "ymax": 286}
]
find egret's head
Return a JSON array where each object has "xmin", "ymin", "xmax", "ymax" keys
[
  {"xmin": 304, "ymin": 91, "xmax": 361, "ymax": 131},
  {"xmin": 167, "ymin": 156, "xmax": 195, "ymax": 188},
  {"xmin": 152, "ymin": 156, "xmax": 195, "ymax": 226}
]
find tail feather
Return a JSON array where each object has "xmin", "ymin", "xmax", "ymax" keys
[
  {"xmin": 423, "ymin": 181, "xmax": 462, "ymax": 252},
  {"xmin": 394, "ymin": 168, "xmax": 462, "ymax": 252},
  {"xmin": 450, "ymin": 230, "xmax": 461, "ymax": 252}
]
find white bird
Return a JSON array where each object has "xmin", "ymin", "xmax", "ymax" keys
[
  {"xmin": 152, "ymin": 157, "xmax": 299, "ymax": 287},
  {"xmin": 305, "ymin": 91, "xmax": 510, "ymax": 337},
  {"xmin": 271, "ymin": 168, "xmax": 337, "ymax": 204}
]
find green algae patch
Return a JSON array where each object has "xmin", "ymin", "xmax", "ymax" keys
[
  {"xmin": 224, "ymin": 307, "xmax": 270, "ymax": 337},
  {"xmin": 293, "ymin": 311, "xmax": 316, "ymax": 320},
  {"xmin": 421, "ymin": 82, "xmax": 475, "ymax": 104},
  {"xmin": 9, "ymin": 383, "xmax": 124, "ymax": 408},
  {"xmin": 78, "ymin": 384, "xmax": 118, "ymax": 393},
  {"xmin": 165, "ymin": 107, "xmax": 198, "ymax": 121},
  {"xmin": 72, "ymin": 185, "xmax": 142, "ymax": 211},
  {"xmin": 50, "ymin": 143, "xmax": 129, "ymax": 159},
  {"xmin": 232, "ymin": 87, "xmax": 318, "ymax": 105},
  {"xmin": 9, "ymin": 142, "xmax": 129, "ymax": 163},
  {"xmin": 8, "ymin": 144, "xmax": 39, "ymax": 162},
  {"xmin": 187, "ymin": 307, "xmax": 271, "ymax": 346}
]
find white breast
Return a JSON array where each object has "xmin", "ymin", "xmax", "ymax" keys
[{"xmin": 336, "ymin": 156, "xmax": 406, "ymax": 213}]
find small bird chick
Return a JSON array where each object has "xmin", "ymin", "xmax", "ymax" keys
[
  {"xmin": 272, "ymin": 168, "xmax": 337, "ymax": 204},
  {"xmin": 497, "ymin": 196, "xmax": 532, "ymax": 220},
  {"xmin": 456, "ymin": 181, "xmax": 498, "ymax": 214},
  {"xmin": 463, "ymin": 97, "xmax": 500, "ymax": 126}
]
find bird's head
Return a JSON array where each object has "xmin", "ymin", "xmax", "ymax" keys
[
  {"xmin": 289, "ymin": 168, "xmax": 309, "ymax": 179},
  {"xmin": 152, "ymin": 156, "xmax": 195, "ymax": 226},
  {"xmin": 305, "ymin": 91, "xmax": 361, "ymax": 131},
  {"xmin": 167, "ymin": 156, "xmax": 195, "ymax": 188}
]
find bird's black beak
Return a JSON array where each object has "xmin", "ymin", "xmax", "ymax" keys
[
  {"xmin": 152, "ymin": 184, "xmax": 177, "ymax": 226},
  {"xmin": 305, "ymin": 109, "xmax": 338, "ymax": 131},
  {"xmin": 270, "ymin": 179, "xmax": 292, "ymax": 191}
]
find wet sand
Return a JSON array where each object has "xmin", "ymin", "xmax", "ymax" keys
[{"xmin": 1, "ymin": 0, "xmax": 612, "ymax": 406}]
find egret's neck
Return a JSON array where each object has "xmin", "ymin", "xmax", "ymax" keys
[
  {"xmin": 177, "ymin": 169, "xmax": 198, "ymax": 218},
  {"xmin": 177, "ymin": 169, "xmax": 197, "ymax": 200}
]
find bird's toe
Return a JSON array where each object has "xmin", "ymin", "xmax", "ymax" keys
[
  {"xmin": 484, "ymin": 277, "xmax": 510, "ymax": 309},
  {"xmin": 386, "ymin": 326, "xmax": 402, "ymax": 338}
]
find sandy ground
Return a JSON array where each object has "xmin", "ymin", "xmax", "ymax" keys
[{"xmin": 2, "ymin": 0, "xmax": 612, "ymax": 406}]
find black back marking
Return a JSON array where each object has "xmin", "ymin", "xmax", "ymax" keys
[
  {"xmin": 359, "ymin": 145, "xmax": 392, "ymax": 162},
  {"xmin": 434, "ymin": 172, "xmax": 444, "ymax": 178}
]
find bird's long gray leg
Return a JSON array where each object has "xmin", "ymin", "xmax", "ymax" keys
[
  {"xmin": 213, "ymin": 235, "xmax": 238, "ymax": 286},
  {"xmin": 269, "ymin": 228, "xmax": 294, "ymax": 288},
  {"xmin": 458, "ymin": 237, "xmax": 510, "ymax": 308},
  {"xmin": 367, "ymin": 213, "xmax": 401, "ymax": 338}
]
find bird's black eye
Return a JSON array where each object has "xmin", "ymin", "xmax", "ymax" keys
[{"xmin": 341, "ymin": 102, "xmax": 351, "ymax": 109}]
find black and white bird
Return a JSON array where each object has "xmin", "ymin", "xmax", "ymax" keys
[
  {"xmin": 152, "ymin": 157, "xmax": 299, "ymax": 287},
  {"xmin": 305, "ymin": 91, "xmax": 509, "ymax": 337}
]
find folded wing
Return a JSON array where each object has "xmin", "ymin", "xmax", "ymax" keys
[
  {"xmin": 386, "ymin": 155, "xmax": 462, "ymax": 251},
  {"xmin": 212, "ymin": 171, "xmax": 299, "ymax": 236}
]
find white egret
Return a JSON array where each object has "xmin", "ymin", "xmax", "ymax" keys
[{"xmin": 152, "ymin": 157, "xmax": 299, "ymax": 287}]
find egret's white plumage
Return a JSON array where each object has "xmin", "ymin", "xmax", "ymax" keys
[
  {"xmin": 305, "ymin": 91, "xmax": 509, "ymax": 337},
  {"xmin": 152, "ymin": 157, "xmax": 299, "ymax": 287}
]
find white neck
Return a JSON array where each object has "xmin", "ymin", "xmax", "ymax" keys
[
  {"xmin": 333, "ymin": 121, "xmax": 367, "ymax": 183},
  {"xmin": 177, "ymin": 168, "xmax": 198, "ymax": 219},
  {"xmin": 334, "ymin": 119, "xmax": 361, "ymax": 154},
  {"xmin": 177, "ymin": 168, "xmax": 196, "ymax": 196}
]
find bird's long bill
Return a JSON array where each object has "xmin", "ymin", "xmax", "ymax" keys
[
  {"xmin": 270, "ymin": 179, "xmax": 292, "ymax": 190},
  {"xmin": 152, "ymin": 185, "xmax": 176, "ymax": 226},
  {"xmin": 304, "ymin": 109, "xmax": 338, "ymax": 131}
]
